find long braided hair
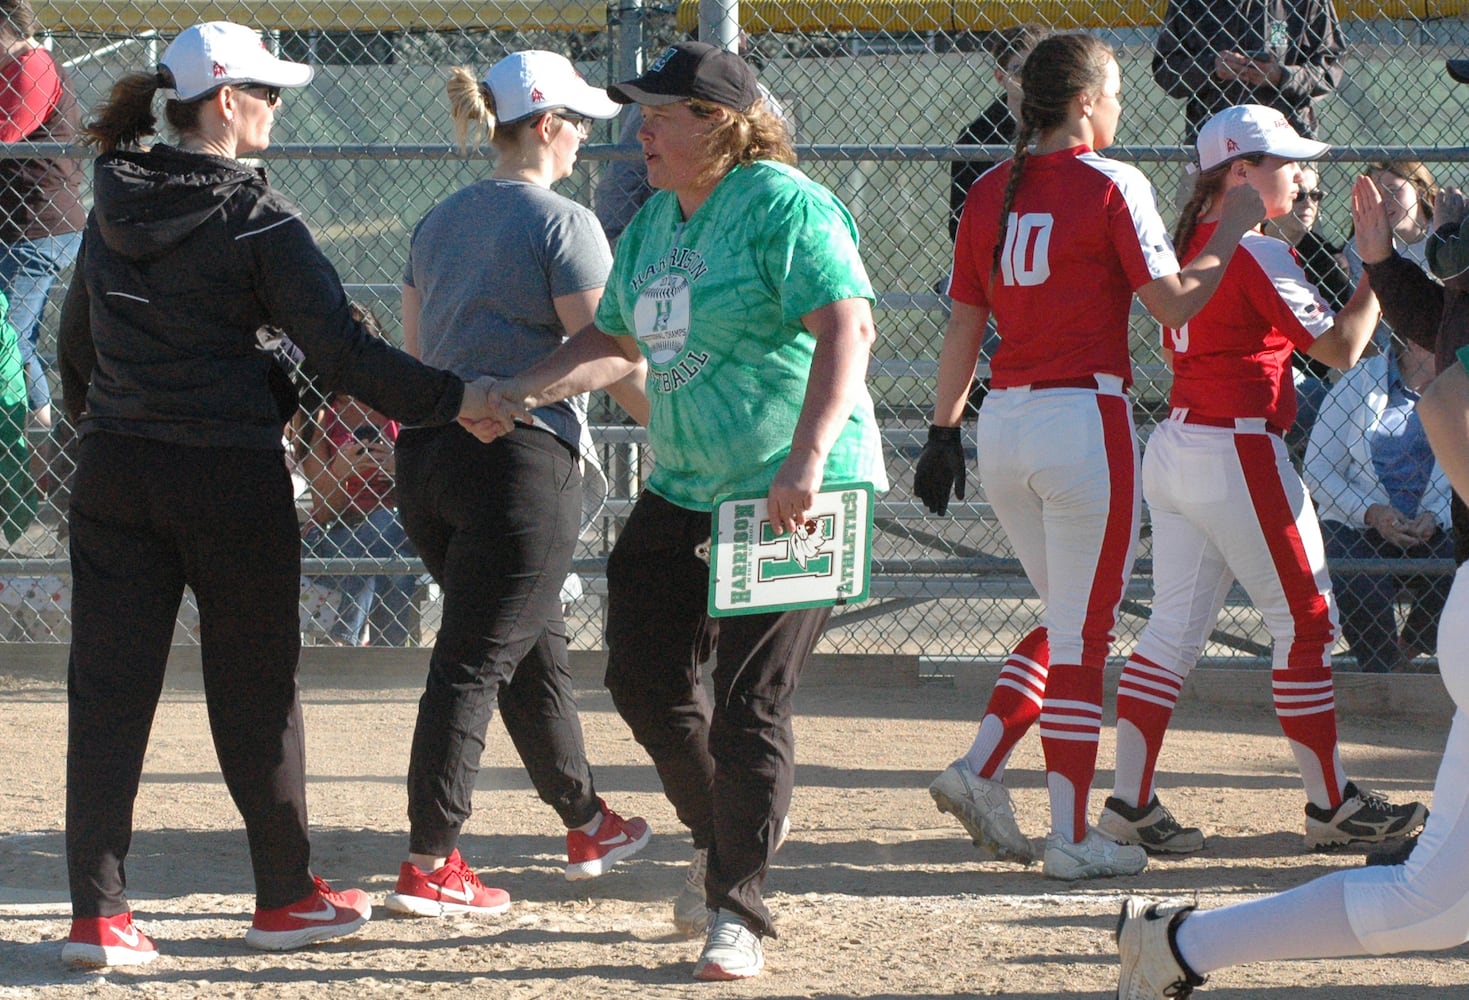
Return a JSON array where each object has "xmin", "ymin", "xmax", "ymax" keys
[{"xmin": 990, "ymin": 33, "xmax": 1115, "ymax": 278}]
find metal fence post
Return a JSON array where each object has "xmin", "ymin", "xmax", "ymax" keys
[{"xmin": 700, "ymin": 0, "xmax": 739, "ymax": 51}]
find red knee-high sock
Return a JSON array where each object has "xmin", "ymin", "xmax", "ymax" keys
[
  {"xmin": 965, "ymin": 627, "xmax": 1049, "ymax": 780},
  {"xmin": 1273, "ymin": 666, "xmax": 1347, "ymax": 809},
  {"xmin": 1040, "ymin": 662, "xmax": 1103, "ymax": 842},
  {"xmin": 1113, "ymin": 654, "xmax": 1184, "ymax": 808}
]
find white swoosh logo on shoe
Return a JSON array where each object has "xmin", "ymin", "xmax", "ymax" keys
[
  {"xmin": 288, "ymin": 900, "xmax": 338, "ymax": 922},
  {"xmin": 435, "ymin": 884, "xmax": 476, "ymax": 904},
  {"xmin": 598, "ymin": 831, "xmax": 632, "ymax": 848},
  {"xmin": 113, "ymin": 925, "xmax": 141, "ymax": 947}
]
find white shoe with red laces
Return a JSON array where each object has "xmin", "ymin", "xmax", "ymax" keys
[
  {"xmin": 566, "ymin": 800, "xmax": 651, "ymax": 881},
  {"xmin": 61, "ymin": 912, "xmax": 158, "ymax": 967},
  {"xmin": 384, "ymin": 849, "xmax": 510, "ymax": 917},
  {"xmin": 244, "ymin": 876, "xmax": 371, "ymax": 950}
]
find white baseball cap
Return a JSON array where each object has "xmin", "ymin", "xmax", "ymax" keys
[
  {"xmin": 159, "ymin": 22, "xmax": 313, "ymax": 102},
  {"xmin": 1196, "ymin": 104, "xmax": 1329, "ymax": 172},
  {"xmin": 484, "ymin": 50, "xmax": 620, "ymax": 125}
]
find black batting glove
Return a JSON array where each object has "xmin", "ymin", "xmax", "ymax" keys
[{"xmin": 914, "ymin": 424, "xmax": 966, "ymax": 515}]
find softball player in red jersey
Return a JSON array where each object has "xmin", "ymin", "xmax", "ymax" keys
[
  {"xmin": 915, "ymin": 33, "xmax": 1263, "ymax": 880},
  {"xmin": 1099, "ymin": 105, "xmax": 1427, "ymax": 857}
]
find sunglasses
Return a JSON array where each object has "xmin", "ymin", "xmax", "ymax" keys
[
  {"xmin": 238, "ymin": 84, "xmax": 282, "ymax": 108},
  {"xmin": 554, "ymin": 113, "xmax": 592, "ymax": 137},
  {"xmin": 1294, "ymin": 189, "xmax": 1325, "ymax": 204}
]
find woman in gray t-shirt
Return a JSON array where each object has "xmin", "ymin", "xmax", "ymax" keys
[{"xmin": 383, "ymin": 50, "xmax": 651, "ymax": 918}]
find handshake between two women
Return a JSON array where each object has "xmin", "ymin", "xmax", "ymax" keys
[{"xmin": 455, "ymin": 376, "xmax": 536, "ymax": 443}]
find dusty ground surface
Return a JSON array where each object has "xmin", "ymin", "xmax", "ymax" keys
[{"xmin": 0, "ymin": 651, "xmax": 1463, "ymax": 999}]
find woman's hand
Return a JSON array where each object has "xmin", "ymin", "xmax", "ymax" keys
[
  {"xmin": 456, "ymin": 375, "xmax": 523, "ymax": 443},
  {"xmin": 1405, "ymin": 511, "xmax": 1439, "ymax": 544},
  {"xmin": 1352, "ymin": 175, "xmax": 1394, "ymax": 264},
  {"xmin": 1365, "ymin": 502, "xmax": 1421, "ymax": 548},
  {"xmin": 1215, "ymin": 182, "xmax": 1268, "ymax": 239},
  {"xmin": 767, "ymin": 446, "xmax": 824, "ymax": 536}
]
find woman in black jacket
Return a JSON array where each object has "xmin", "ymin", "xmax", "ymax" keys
[{"xmin": 55, "ymin": 21, "xmax": 502, "ymax": 967}]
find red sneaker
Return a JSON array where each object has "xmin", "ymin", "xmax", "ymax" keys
[
  {"xmin": 244, "ymin": 876, "xmax": 371, "ymax": 951},
  {"xmin": 383, "ymin": 850, "xmax": 510, "ymax": 917},
  {"xmin": 566, "ymin": 800, "xmax": 651, "ymax": 881},
  {"xmin": 60, "ymin": 912, "xmax": 158, "ymax": 967}
]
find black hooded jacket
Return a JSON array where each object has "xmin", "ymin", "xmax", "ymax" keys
[{"xmin": 59, "ymin": 144, "xmax": 464, "ymax": 449}]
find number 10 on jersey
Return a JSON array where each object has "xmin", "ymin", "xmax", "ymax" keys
[{"xmin": 1000, "ymin": 212, "xmax": 1054, "ymax": 286}]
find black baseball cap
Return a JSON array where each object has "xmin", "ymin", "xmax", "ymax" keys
[
  {"xmin": 608, "ymin": 41, "xmax": 760, "ymax": 110},
  {"xmin": 1449, "ymin": 59, "xmax": 1469, "ymax": 84}
]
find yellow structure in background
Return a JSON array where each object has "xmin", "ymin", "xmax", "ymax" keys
[{"xmin": 31, "ymin": 0, "xmax": 1463, "ymax": 34}]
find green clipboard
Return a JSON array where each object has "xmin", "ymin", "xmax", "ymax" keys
[{"xmin": 706, "ymin": 481, "xmax": 874, "ymax": 617}]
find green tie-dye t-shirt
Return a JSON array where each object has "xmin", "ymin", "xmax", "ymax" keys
[{"xmin": 596, "ymin": 160, "xmax": 889, "ymax": 511}]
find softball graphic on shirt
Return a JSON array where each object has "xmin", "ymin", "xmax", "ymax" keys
[{"xmin": 633, "ymin": 270, "xmax": 691, "ymax": 364}]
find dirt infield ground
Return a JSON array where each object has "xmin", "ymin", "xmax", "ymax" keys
[{"xmin": 0, "ymin": 649, "xmax": 1464, "ymax": 999}]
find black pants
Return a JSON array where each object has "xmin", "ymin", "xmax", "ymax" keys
[
  {"xmin": 604, "ymin": 492, "xmax": 829, "ymax": 938},
  {"xmin": 395, "ymin": 423, "xmax": 596, "ymax": 855},
  {"xmin": 66, "ymin": 433, "xmax": 314, "ymax": 916}
]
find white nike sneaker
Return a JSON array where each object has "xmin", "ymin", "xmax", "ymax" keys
[
  {"xmin": 929, "ymin": 760, "xmax": 1034, "ymax": 862},
  {"xmin": 1042, "ymin": 828, "xmax": 1148, "ymax": 881}
]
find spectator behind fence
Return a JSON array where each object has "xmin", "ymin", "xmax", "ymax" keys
[
  {"xmin": 1268, "ymin": 166, "xmax": 1349, "ymax": 309},
  {"xmin": 300, "ymin": 303, "xmax": 418, "ymax": 647},
  {"xmin": 494, "ymin": 40, "xmax": 888, "ymax": 979},
  {"xmin": 385, "ymin": 51, "xmax": 651, "ymax": 922},
  {"xmin": 916, "ymin": 35, "xmax": 1263, "ymax": 883},
  {"xmin": 1266, "ymin": 165, "xmax": 1350, "ymax": 458},
  {"xmin": 54, "ymin": 21, "xmax": 506, "ymax": 967},
  {"xmin": 1344, "ymin": 160, "xmax": 1436, "ymax": 286},
  {"xmin": 1152, "ymin": 0, "xmax": 1344, "ymax": 147},
  {"xmin": 0, "ymin": 0, "xmax": 84, "ymax": 430},
  {"xmin": 1305, "ymin": 336, "xmax": 1451, "ymax": 673},
  {"xmin": 947, "ymin": 24, "xmax": 1046, "ymax": 242}
]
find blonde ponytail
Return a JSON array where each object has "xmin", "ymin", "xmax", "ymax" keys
[{"xmin": 446, "ymin": 66, "xmax": 497, "ymax": 153}]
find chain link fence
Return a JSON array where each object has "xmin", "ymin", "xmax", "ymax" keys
[{"xmin": 0, "ymin": 1, "xmax": 1462, "ymax": 667}]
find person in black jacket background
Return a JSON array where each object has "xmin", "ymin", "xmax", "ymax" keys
[
  {"xmin": 947, "ymin": 24, "xmax": 1045, "ymax": 243},
  {"xmin": 1152, "ymin": 0, "xmax": 1344, "ymax": 146},
  {"xmin": 54, "ymin": 21, "xmax": 503, "ymax": 968}
]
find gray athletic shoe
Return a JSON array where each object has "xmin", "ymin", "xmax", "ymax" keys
[
  {"xmin": 1115, "ymin": 897, "xmax": 1206, "ymax": 999},
  {"xmin": 1304, "ymin": 782, "xmax": 1428, "ymax": 849},
  {"xmin": 672, "ymin": 847, "xmax": 710, "ymax": 937},
  {"xmin": 1043, "ymin": 828, "xmax": 1148, "ymax": 880},
  {"xmin": 928, "ymin": 760, "xmax": 1034, "ymax": 863},
  {"xmin": 1097, "ymin": 795, "xmax": 1205, "ymax": 855},
  {"xmin": 672, "ymin": 817, "xmax": 789, "ymax": 939}
]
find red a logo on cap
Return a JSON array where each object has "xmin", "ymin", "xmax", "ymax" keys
[
  {"xmin": 1225, "ymin": 138, "xmax": 1239, "ymax": 152},
  {"xmin": 212, "ymin": 61, "xmax": 227, "ymax": 78},
  {"xmin": 530, "ymin": 86, "xmax": 544, "ymax": 102}
]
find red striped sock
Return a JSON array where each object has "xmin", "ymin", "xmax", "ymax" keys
[
  {"xmin": 1272, "ymin": 666, "xmax": 1347, "ymax": 809},
  {"xmin": 964, "ymin": 627, "xmax": 1049, "ymax": 780},
  {"xmin": 1113, "ymin": 654, "xmax": 1184, "ymax": 808},
  {"xmin": 1040, "ymin": 662, "xmax": 1103, "ymax": 842}
]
